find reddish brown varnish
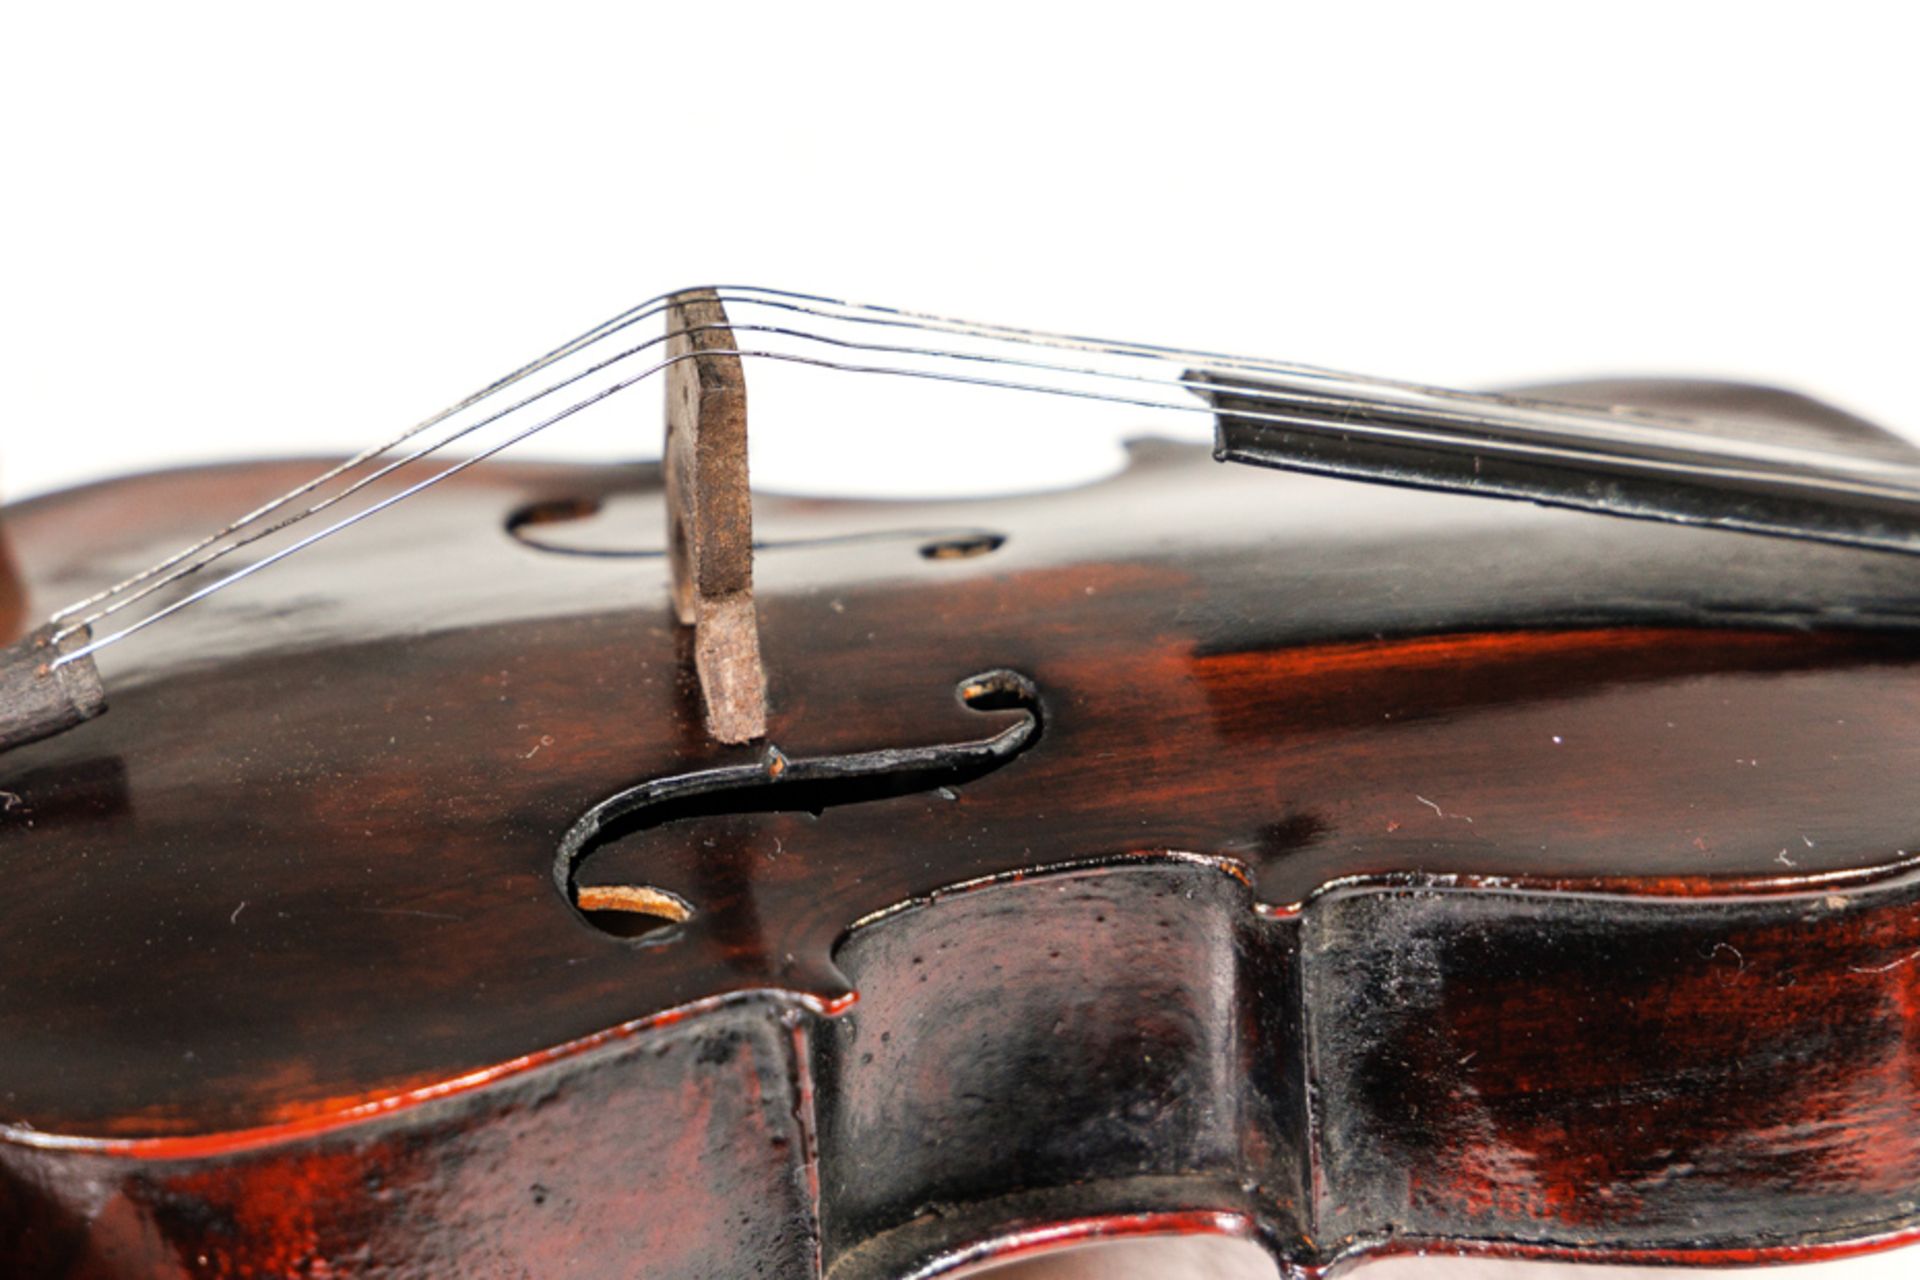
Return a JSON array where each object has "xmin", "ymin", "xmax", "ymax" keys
[{"xmin": 3, "ymin": 397, "xmax": 1920, "ymax": 1276}]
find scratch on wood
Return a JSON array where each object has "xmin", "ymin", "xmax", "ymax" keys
[
  {"xmin": 1415, "ymin": 793, "xmax": 1474, "ymax": 824},
  {"xmin": 1849, "ymin": 948, "xmax": 1920, "ymax": 976}
]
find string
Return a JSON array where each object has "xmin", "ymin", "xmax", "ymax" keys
[
  {"xmin": 59, "ymin": 288, "xmax": 1908, "ymax": 637},
  {"xmin": 705, "ymin": 318, "xmax": 1920, "ymax": 481},
  {"xmin": 705, "ymin": 287, "xmax": 1741, "ymax": 441},
  {"xmin": 48, "ymin": 292, "xmax": 689, "ymax": 624},
  {"xmin": 54, "ymin": 341, "xmax": 1920, "ymax": 669},
  {"xmin": 53, "ymin": 355, "xmax": 688, "ymax": 664},
  {"xmin": 56, "ymin": 284, "xmax": 1752, "ymax": 633},
  {"xmin": 48, "ymin": 313, "xmax": 688, "ymax": 643},
  {"xmin": 43, "ymin": 291, "xmax": 1920, "ymax": 669},
  {"xmin": 51, "ymin": 317, "xmax": 1920, "ymax": 663}
]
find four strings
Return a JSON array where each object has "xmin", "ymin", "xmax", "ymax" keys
[{"xmin": 46, "ymin": 286, "xmax": 1920, "ymax": 669}]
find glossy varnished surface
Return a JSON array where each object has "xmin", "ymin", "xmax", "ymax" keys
[
  {"xmin": 2, "ymin": 441, "xmax": 1919, "ymax": 1139},
  {"xmin": 8, "ymin": 435, "xmax": 1920, "ymax": 1276}
]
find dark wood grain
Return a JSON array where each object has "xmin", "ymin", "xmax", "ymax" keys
[{"xmin": 3, "ymin": 419, "xmax": 1920, "ymax": 1276}]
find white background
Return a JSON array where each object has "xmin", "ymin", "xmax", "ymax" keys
[{"xmin": 4, "ymin": 4, "xmax": 1916, "ymax": 1278}]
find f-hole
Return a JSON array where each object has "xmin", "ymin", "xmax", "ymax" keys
[
  {"xmin": 506, "ymin": 496, "xmax": 1005, "ymax": 564},
  {"xmin": 555, "ymin": 669, "xmax": 1043, "ymax": 942}
]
